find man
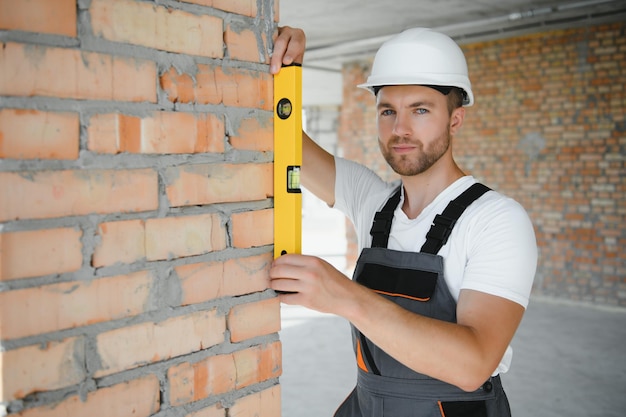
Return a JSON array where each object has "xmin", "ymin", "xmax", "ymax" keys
[{"xmin": 269, "ymin": 26, "xmax": 537, "ymax": 417}]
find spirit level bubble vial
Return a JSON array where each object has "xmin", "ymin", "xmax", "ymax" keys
[{"xmin": 274, "ymin": 63, "xmax": 302, "ymax": 259}]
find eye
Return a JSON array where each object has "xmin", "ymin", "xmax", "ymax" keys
[
  {"xmin": 380, "ymin": 109, "xmax": 395, "ymax": 116},
  {"xmin": 414, "ymin": 108, "xmax": 428, "ymax": 115}
]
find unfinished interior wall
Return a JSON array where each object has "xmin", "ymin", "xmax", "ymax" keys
[
  {"xmin": 339, "ymin": 22, "xmax": 625, "ymax": 307},
  {"xmin": 459, "ymin": 23, "xmax": 625, "ymax": 306},
  {"xmin": 0, "ymin": 0, "xmax": 282, "ymax": 416}
]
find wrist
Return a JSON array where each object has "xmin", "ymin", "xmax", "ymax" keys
[{"xmin": 338, "ymin": 281, "xmax": 374, "ymax": 325}]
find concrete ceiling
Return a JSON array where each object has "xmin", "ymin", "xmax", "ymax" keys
[{"xmin": 277, "ymin": 0, "xmax": 626, "ymax": 105}]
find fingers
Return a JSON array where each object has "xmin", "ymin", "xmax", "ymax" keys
[
  {"xmin": 275, "ymin": 291, "xmax": 302, "ymax": 305},
  {"xmin": 272, "ymin": 252, "xmax": 314, "ymax": 267},
  {"xmin": 268, "ymin": 254, "xmax": 313, "ymax": 294},
  {"xmin": 270, "ymin": 277, "xmax": 300, "ymax": 294},
  {"xmin": 270, "ymin": 26, "xmax": 306, "ymax": 74},
  {"xmin": 269, "ymin": 254, "xmax": 349, "ymax": 314},
  {"xmin": 269, "ymin": 271, "xmax": 308, "ymax": 307}
]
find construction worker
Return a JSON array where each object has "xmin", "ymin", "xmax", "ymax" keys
[{"xmin": 269, "ymin": 26, "xmax": 537, "ymax": 417}]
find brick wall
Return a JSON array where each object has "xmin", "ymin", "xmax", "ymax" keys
[
  {"xmin": 0, "ymin": 0, "xmax": 282, "ymax": 416},
  {"xmin": 338, "ymin": 22, "xmax": 625, "ymax": 307}
]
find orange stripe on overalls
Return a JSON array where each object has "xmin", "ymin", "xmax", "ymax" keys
[
  {"xmin": 438, "ymin": 401, "xmax": 446, "ymax": 416},
  {"xmin": 356, "ymin": 339, "xmax": 369, "ymax": 372}
]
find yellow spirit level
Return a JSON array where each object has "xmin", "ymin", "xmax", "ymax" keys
[{"xmin": 273, "ymin": 63, "xmax": 302, "ymax": 259}]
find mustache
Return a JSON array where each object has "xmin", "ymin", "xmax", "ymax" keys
[{"xmin": 387, "ymin": 136, "xmax": 423, "ymax": 147}]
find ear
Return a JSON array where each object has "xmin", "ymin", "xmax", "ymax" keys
[{"xmin": 449, "ymin": 107, "xmax": 465, "ymax": 136}]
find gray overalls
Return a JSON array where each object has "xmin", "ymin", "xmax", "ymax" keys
[{"xmin": 334, "ymin": 183, "xmax": 512, "ymax": 417}]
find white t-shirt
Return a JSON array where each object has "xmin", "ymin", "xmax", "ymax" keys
[{"xmin": 333, "ymin": 157, "xmax": 538, "ymax": 374}]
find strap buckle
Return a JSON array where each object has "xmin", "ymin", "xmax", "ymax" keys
[
  {"xmin": 426, "ymin": 214, "xmax": 457, "ymax": 244},
  {"xmin": 370, "ymin": 211, "xmax": 394, "ymax": 235}
]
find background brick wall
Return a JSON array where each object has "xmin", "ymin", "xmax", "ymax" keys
[
  {"xmin": 338, "ymin": 22, "xmax": 625, "ymax": 307},
  {"xmin": 0, "ymin": 0, "xmax": 282, "ymax": 416}
]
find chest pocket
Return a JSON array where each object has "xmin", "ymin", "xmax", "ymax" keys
[{"xmin": 357, "ymin": 263, "xmax": 437, "ymax": 302}]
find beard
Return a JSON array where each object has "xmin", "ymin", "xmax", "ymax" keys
[{"xmin": 379, "ymin": 126, "xmax": 451, "ymax": 177}]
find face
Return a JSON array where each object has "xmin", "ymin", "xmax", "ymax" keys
[{"xmin": 376, "ymin": 85, "xmax": 462, "ymax": 177}]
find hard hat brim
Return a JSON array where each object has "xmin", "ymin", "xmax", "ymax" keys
[{"xmin": 357, "ymin": 76, "xmax": 474, "ymax": 106}]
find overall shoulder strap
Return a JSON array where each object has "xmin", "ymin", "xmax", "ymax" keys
[
  {"xmin": 369, "ymin": 186, "xmax": 402, "ymax": 248},
  {"xmin": 420, "ymin": 183, "xmax": 491, "ymax": 255}
]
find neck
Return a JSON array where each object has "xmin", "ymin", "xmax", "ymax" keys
[{"xmin": 400, "ymin": 158, "xmax": 466, "ymax": 220}]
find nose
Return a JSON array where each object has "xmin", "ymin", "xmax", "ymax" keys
[{"xmin": 392, "ymin": 111, "xmax": 412, "ymax": 137}]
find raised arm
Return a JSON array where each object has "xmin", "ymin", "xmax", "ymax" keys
[
  {"xmin": 271, "ymin": 27, "xmax": 336, "ymax": 206},
  {"xmin": 302, "ymin": 131, "xmax": 335, "ymax": 206}
]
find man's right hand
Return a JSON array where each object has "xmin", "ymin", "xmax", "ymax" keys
[{"xmin": 270, "ymin": 26, "xmax": 306, "ymax": 74}]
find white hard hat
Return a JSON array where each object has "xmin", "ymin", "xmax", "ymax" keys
[{"xmin": 358, "ymin": 28, "xmax": 474, "ymax": 106}]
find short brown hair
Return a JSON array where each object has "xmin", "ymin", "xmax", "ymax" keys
[
  {"xmin": 374, "ymin": 85, "xmax": 466, "ymax": 115},
  {"xmin": 446, "ymin": 87, "xmax": 464, "ymax": 114}
]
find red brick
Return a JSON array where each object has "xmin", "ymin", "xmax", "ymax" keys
[
  {"xmin": 229, "ymin": 385, "xmax": 281, "ymax": 417},
  {"xmin": 0, "ymin": 109, "xmax": 79, "ymax": 160},
  {"xmin": 93, "ymin": 220, "xmax": 146, "ymax": 267},
  {"xmin": 168, "ymin": 354, "xmax": 236, "ymax": 406},
  {"xmin": 176, "ymin": 261, "xmax": 224, "ymax": 306},
  {"xmin": 95, "ymin": 310, "xmax": 225, "ymax": 377},
  {"xmin": 85, "ymin": 113, "xmax": 118, "ymax": 154},
  {"xmin": 229, "ymin": 115, "xmax": 273, "ymax": 152},
  {"xmin": 219, "ymin": 0, "xmax": 258, "ymax": 17},
  {"xmin": 186, "ymin": 404, "xmax": 225, "ymax": 417},
  {"xmin": 221, "ymin": 253, "xmax": 272, "ymax": 294},
  {"xmin": 0, "ymin": 169, "xmax": 159, "ymax": 221},
  {"xmin": 257, "ymin": 342, "xmax": 283, "ymax": 384},
  {"xmin": 232, "ymin": 342, "xmax": 281, "ymax": 389},
  {"xmin": 196, "ymin": 113, "xmax": 227, "ymax": 153},
  {"xmin": 164, "ymin": 163, "xmax": 272, "ymax": 207},
  {"xmin": 0, "ymin": 42, "xmax": 157, "ymax": 102},
  {"xmin": 0, "ymin": 228, "xmax": 82, "ymax": 281},
  {"xmin": 228, "ymin": 298, "xmax": 281, "ymax": 342},
  {"xmin": 159, "ymin": 67, "xmax": 197, "ymax": 104},
  {"xmin": 1, "ymin": 337, "xmax": 85, "ymax": 401},
  {"xmin": 90, "ymin": 0, "xmax": 223, "ymax": 58},
  {"xmin": 168, "ymin": 360, "xmax": 195, "ymax": 405},
  {"xmin": 478, "ymin": 86, "xmax": 499, "ymax": 95},
  {"xmin": 225, "ymin": 23, "xmax": 267, "ymax": 63},
  {"xmin": 169, "ymin": 342, "xmax": 280, "ymax": 407},
  {"xmin": 193, "ymin": 66, "xmax": 221, "ymax": 104},
  {"xmin": 217, "ymin": 67, "xmax": 272, "ymax": 110},
  {"xmin": 16, "ymin": 375, "xmax": 160, "ymax": 417},
  {"xmin": 176, "ymin": 253, "xmax": 272, "ymax": 306},
  {"xmin": 522, "ymin": 83, "xmax": 543, "ymax": 92},
  {"xmin": 0, "ymin": 0, "xmax": 77, "ymax": 37},
  {"xmin": 231, "ymin": 209, "xmax": 273, "ymax": 249},
  {"xmin": 160, "ymin": 65, "xmax": 272, "ymax": 110},
  {"xmin": 0, "ymin": 271, "xmax": 154, "ymax": 340},
  {"xmin": 87, "ymin": 112, "xmax": 225, "ymax": 154},
  {"xmin": 181, "ymin": 0, "xmax": 257, "ymax": 17},
  {"xmin": 145, "ymin": 214, "xmax": 227, "ymax": 261}
]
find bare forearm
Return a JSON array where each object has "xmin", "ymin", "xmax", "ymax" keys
[
  {"xmin": 301, "ymin": 131, "xmax": 335, "ymax": 206},
  {"xmin": 338, "ymin": 283, "xmax": 522, "ymax": 391},
  {"xmin": 271, "ymin": 253, "xmax": 524, "ymax": 390}
]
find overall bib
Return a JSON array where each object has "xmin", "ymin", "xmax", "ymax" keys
[{"xmin": 334, "ymin": 183, "xmax": 512, "ymax": 417}]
